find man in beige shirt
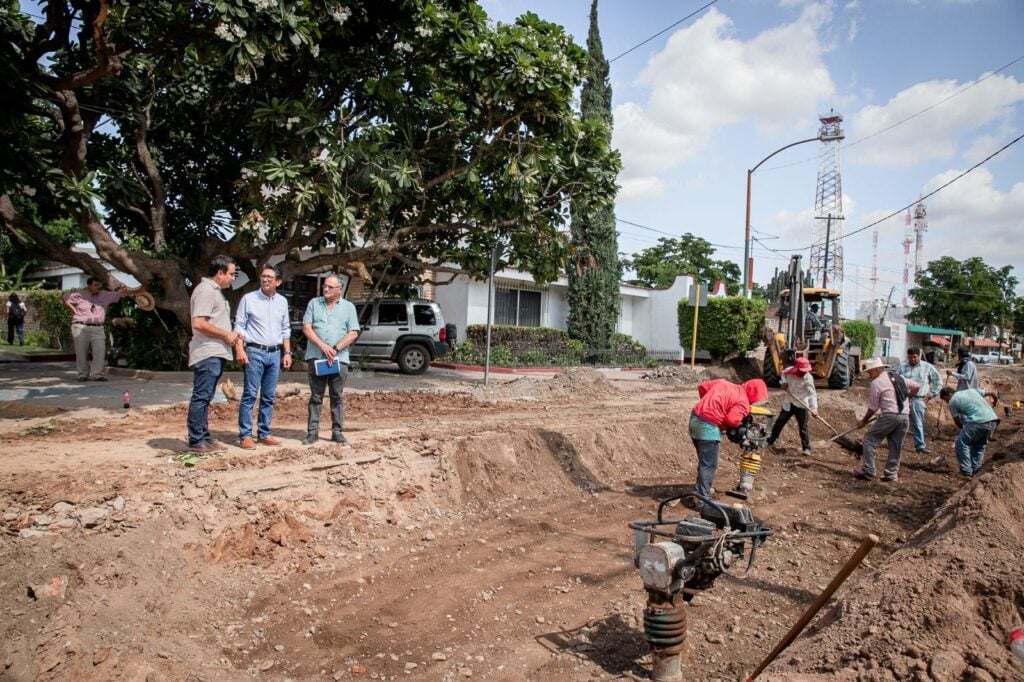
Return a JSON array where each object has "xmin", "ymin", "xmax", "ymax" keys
[{"xmin": 186, "ymin": 256, "xmax": 242, "ymax": 454}]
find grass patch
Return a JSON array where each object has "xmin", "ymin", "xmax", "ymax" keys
[
  {"xmin": 24, "ymin": 421, "xmax": 60, "ymax": 436},
  {"xmin": 1, "ymin": 344, "xmax": 68, "ymax": 356}
]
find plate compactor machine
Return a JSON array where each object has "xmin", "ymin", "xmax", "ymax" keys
[
  {"xmin": 727, "ymin": 405, "xmax": 774, "ymax": 500},
  {"xmin": 629, "ymin": 495, "xmax": 773, "ymax": 681}
]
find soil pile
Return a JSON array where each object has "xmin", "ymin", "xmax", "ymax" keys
[
  {"xmin": 766, "ymin": 442, "xmax": 1024, "ymax": 680},
  {"xmin": 474, "ymin": 367, "xmax": 620, "ymax": 401}
]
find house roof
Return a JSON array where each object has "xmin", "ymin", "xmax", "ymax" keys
[
  {"xmin": 969, "ymin": 338, "xmax": 1002, "ymax": 348},
  {"xmin": 926, "ymin": 335, "xmax": 950, "ymax": 346}
]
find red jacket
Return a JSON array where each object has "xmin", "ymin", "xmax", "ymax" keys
[{"xmin": 692, "ymin": 379, "xmax": 768, "ymax": 429}]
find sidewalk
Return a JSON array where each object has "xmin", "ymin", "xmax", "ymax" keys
[{"xmin": 0, "ymin": 358, "xmax": 559, "ymax": 418}]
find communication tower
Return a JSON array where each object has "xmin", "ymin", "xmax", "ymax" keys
[
  {"xmin": 871, "ymin": 227, "xmax": 878, "ymax": 299},
  {"xmin": 912, "ymin": 201, "xmax": 927, "ymax": 281},
  {"xmin": 902, "ymin": 210, "xmax": 912, "ymax": 307},
  {"xmin": 809, "ymin": 113, "xmax": 845, "ymax": 289}
]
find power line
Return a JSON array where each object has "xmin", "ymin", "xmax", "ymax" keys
[
  {"xmin": 761, "ymin": 130, "xmax": 1024, "ymax": 255},
  {"xmin": 764, "ymin": 52, "xmax": 1024, "ymax": 173},
  {"xmin": 609, "ymin": 0, "xmax": 719, "ymax": 63},
  {"xmin": 840, "ymin": 131, "xmax": 1024, "ymax": 241}
]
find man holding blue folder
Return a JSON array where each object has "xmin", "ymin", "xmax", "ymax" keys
[{"xmin": 301, "ymin": 274, "xmax": 360, "ymax": 445}]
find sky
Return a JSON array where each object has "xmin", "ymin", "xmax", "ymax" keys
[{"xmin": 480, "ymin": 0, "xmax": 1024, "ymax": 315}]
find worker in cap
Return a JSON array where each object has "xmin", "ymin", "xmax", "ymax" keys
[{"xmin": 766, "ymin": 357, "xmax": 818, "ymax": 456}]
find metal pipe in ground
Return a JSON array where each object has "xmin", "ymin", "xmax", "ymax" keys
[{"xmin": 745, "ymin": 534, "xmax": 878, "ymax": 681}]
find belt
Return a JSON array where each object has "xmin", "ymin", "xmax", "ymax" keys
[
  {"xmin": 74, "ymin": 322, "xmax": 103, "ymax": 326},
  {"xmin": 245, "ymin": 342, "xmax": 282, "ymax": 352}
]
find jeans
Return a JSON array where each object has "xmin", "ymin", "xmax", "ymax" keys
[
  {"xmin": 239, "ymin": 348, "xmax": 281, "ymax": 439},
  {"xmin": 7, "ymin": 319, "xmax": 24, "ymax": 344},
  {"xmin": 691, "ymin": 438, "xmax": 720, "ymax": 504},
  {"xmin": 908, "ymin": 397, "xmax": 928, "ymax": 450},
  {"xmin": 307, "ymin": 361, "xmax": 349, "ymax": 436},
  {"xmin": 768, "ymin": 404, "xmax": 810, "ymax": 450},
  {"xmin": 187, "ymin": 357, "xmax": 225, "ymax": 447},
  {"xmin": 71, "ymin": 323, "xmax": 106, "ymax": 378},
  {"xmin": 955, "ymin": 420, "xmax": 997, "ymax": 476},
  {"xmin": 860, "ymin": 413, "xmax": 909, "ymax": 479}
]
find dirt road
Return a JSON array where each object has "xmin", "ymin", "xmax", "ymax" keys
[{"xmin": 1, "ymin": 365, "xmax": 1022, "ymax": 681}]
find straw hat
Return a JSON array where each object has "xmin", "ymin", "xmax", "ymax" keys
[
  {"xmin": 134, "ymin": 291, "xmax": 156, "ymax": 311},
  {"xmin": 862, "ymin": 357, "xmax": 885, "ymax": 372}
]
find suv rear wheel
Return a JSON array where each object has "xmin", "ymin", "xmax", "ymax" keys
[{"xmin": 397, "ymin": 343, "xmax": 430, "ymax": 375}]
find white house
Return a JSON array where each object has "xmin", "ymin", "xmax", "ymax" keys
[{"xmin": 433, "ymin": 269, "xmax": 728, "ymax": 359}]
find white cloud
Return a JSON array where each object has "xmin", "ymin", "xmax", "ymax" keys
[
  {"xmin": 846, "ymin": 74, "xmax": 1024, "ymax": 166},
  {"xmin": 613, "ymin": 4, "xmax": 834, "ymax": 183},
  {"xmin": 920, "ymin": 169, "xmax": 1024, "ymax": 274},
  {"xmin": 617, "ymin": 176, "xmax": 666, "ymax": 201}
]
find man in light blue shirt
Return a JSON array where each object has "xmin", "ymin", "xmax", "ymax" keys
[
  {"xmin": 940, "ymin": 385, "xmax": 999, "ymax": 478},
  {"xmin": 896, "ymin": 346, "xmax": 942, "ymax": 454},
  {"xmin": 234, "ymin": 264, "xmax": 292, "ymax": 449},
  {"xmin": 301, "ymin": 274, "xmax": 360, "ymax": 445}
]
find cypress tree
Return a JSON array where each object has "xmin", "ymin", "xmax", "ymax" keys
[{"xmin": 566, "ymin": 0, "xmax": 621, "ymax": 349}]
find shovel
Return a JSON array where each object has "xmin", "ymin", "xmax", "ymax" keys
[{"xmin": 783, "ymin": 389, "xmax": 863, "ymax": 454}]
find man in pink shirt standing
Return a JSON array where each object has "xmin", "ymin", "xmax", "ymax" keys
[
  {"xmin": 63, "ymin": 277, "xmax": 138, "ymax": 381},
  {"xmin": 854, "ymin": 357, "xmax": 921, "ymax": 483}
]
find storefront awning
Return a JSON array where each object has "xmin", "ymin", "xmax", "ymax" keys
[
  {"xmin": 906, "ymin": 324, "xmax": 964, "ymax": 337},
  {"xmin": 926, "ymin": 336, "xmax": 950, "ymax": 346}
]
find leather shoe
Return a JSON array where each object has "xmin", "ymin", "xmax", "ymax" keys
[
  {"xmin": 852, "ymin": 471, "xmax": 873, "ymax": 481},
  {"xmin": 238, "ymin": 437, "xmax": 256, "ymax": 450},
  {"xmin": 301, "ymin": 434, "xmax": 319, "ymax": 445},
  {"xmin": 332, "ymin": 433, "xmax": 349, "ymax": 445},
  {"xmin": 257, "ymin": 436, "xmax": 282, "ymax": 446},
  {"xmin": 189, "ymin": 442, "xmax": 223, "ymax": 455},
  {"xmin": 90, "ymin": 375, "xmax": 108, "ymax": 382}
]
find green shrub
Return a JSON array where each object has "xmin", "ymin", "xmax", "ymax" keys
[
  {"xmin": 489, "ymin": 345, "xmax": 513, "ymax": 366},
  {"xmin": 449, "ymin": 341, "xmax": 484, "ymax": 365},
  {"xmin": 25, "ymin": 290, "xmax": 72, "ymax": 349},
  {"xmin": 516, "ymin": 349, "xmax": 549, "ymax": 367},
  {"xmin": 110, "ymin": 307, "xmax": 190, "ymax": 370},
  {"xmin": 23, "ymin": 330, "xmax": 50, "ymax": 347},
  {"xmin": 678, "ymin": 296, "xmax": 767, "ymax": 361},
  {"xmin": 843, "ymin": 320, "xmax": 876, "ymax": 358}
]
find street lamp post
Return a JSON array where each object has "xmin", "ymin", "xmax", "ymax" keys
[{"xmin": 742, "ymin": 127, "xmax": 843, "ymax": 297}]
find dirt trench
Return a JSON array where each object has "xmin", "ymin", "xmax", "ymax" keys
[{"xmin": 1, "ymin": 367, "xmax": 1022, "ymax": 681}]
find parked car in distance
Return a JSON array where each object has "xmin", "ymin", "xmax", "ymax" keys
[
  {"xmin": 349, "ymin": 299, "xmax": 450, "ymax": 374},
  {"xmin": 971, "ymin": 350, "xmax": 1013, "ymax": 365}
]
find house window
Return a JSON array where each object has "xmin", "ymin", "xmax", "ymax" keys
[{"xmin": 495, "ymin": 287, "xmax": 541, "ymax": 327}]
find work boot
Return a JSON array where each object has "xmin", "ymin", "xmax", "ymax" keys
[
  {"xmin": 301, "ymin": 434, "xmax": 318, "ymax": 446},
  {"xmin": 257, "ymin": 436, "xmax": 282, "ymax": 446},
  {"xmin": 332, "ymin": 432, "xmax": 349, "ymax": 445}
]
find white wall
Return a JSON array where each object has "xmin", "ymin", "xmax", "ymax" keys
[{"xmin": 432, "ymin": 269, "xmax": 729, "ymax": 358}]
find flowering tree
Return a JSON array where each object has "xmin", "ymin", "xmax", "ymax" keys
[{"xmin": 0, "ymin": 1, "xmax": 619, "ymax": 324}]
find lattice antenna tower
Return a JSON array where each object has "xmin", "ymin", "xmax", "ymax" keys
[
  {"xmin": 809, "ymin": 113, "xmax": 845, "ymax": 288},
  {"xmin": 902, "ymin": 209, "xmax": 912, "ymax": 307},
  {"xmin": 912, "ymin": 201, "xmax": 927, "ymax": 282},
  {"xmin": 871, "ymin": 227, "xmax": 878, "ymax": 300}
]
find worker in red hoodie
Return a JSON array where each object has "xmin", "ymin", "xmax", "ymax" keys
[{"xmin": 689, "ymin": 378, "xmax": 769, "ymax": 507}]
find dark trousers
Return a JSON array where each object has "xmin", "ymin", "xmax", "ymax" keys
[
  {"xmin": 7, "ymin": 319, "xmax": 24, "ymax": 344},
  {"xmin": 307, "ymin": 362, "xmax": 349, "ymax": 435},
  {"xmin": 187, "ymin": 357, "xmax": 225, "ymax": 447},
  {"xmin": 769, "ymin": 404, "xmax": 810, "ymax": 450}
]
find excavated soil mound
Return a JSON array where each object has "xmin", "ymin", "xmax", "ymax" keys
[
  {"xmin": 766, "ymin": 442, "xmax": 1024, "ymax": 680},
  {"xmin": 473, "ymin": 367, "xmax": 620, "ymax": 401}
]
